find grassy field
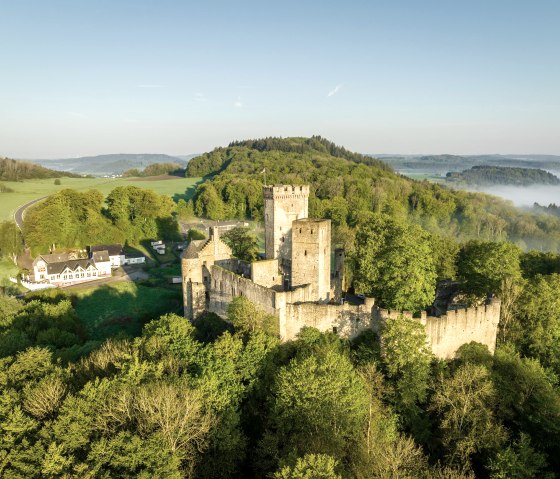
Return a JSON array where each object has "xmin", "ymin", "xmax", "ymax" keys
[
  {"xmin": 0, "ymin": 175, "xmax": 203, "ymax": 221},
  {"xmin": 0, "ymin": 258, "xmax": 19, "ymax": 288},
  {"xmin": 31, "ymin": 281, "xmax": 183, "ymax": 340}
]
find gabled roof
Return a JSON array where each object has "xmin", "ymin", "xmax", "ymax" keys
[
  {"xmin": 35, "ymin": 253, "xmax": 70, "ymax": 264},
  {"xmin": 90, "ymin": 244, "xmax": 123, "ymax": 257},
  {"xmin": 92, "ymin": 250, "xmax": 110, "ymax": 263},
  {"xmin": 46, "ymin": 259, "xmax": 98, "ymax": 275},
  {"xmin": 183, "ymin": 239, "xmax": 208, "ymax": 259}
]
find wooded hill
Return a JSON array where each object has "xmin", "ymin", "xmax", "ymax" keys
[
  {"xmin": 0, "ymin": 157, "xmax": 82, "ymax": 181},
  {"xmin": 446, "ymin": 165, "xmax": 560, "ymax": 186},
  {"xmin": 32, "ymin": 153, "xmax": 189, "ymax": 176},
  {"xmin": 186, "ymin": 136, "xmax": 560, "ymax": 252}
]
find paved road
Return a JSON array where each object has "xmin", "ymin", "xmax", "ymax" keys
[{"xmin": 14, "ymin": 196, "xmax": 47, "ymax": 229}]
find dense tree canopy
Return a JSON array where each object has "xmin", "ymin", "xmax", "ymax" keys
[
  {"xmin": 353, "ymin": 214, "xmax": 437, "ymax": 311},
  {"xmin": 185, "ymin": 137, "xmax": 560, "ymax": 252},
  {"xmin": 23, "ymin": 186, "xmax": 179, "ymax": 252}
]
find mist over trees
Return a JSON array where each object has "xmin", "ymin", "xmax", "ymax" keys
[
  {"xmin": 2, "ymin": 137, "xmax": 560, "ymax": 477},
  {"xmin": 185, "ymin": 137, "xmax": 560, "ymax": 252}
]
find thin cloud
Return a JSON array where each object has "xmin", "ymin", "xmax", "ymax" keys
[
  {"xmin": 234, "ymin": 96, "xmax": 244, "ymax": 108},
  {"xmin": 327, "ymin": 84, "xmax": 343, "ymax": 97},
  {"xmin": 136, "ymin": 84, "xmax": 163, "ymax": 88}
]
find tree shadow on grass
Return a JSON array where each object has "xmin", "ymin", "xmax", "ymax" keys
[
  {"xmin": 72, "ymin": 283, "xmax": 182, "ymax": 342},
  {"xmin": 172, "ymin": 176, "xmax": 208, "ymax": 203}
]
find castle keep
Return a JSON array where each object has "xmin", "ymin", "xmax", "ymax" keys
[{"xmin": 182, "ymin": 185, "xmax": 500, "ymax": 359}]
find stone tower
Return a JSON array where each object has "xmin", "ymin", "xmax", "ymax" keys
[
  {"xmin": 291, "ymin": 218, "xmax": 331, "ymax": 302},
  {"xmin": 263, "ymin": 185, "xmax": 309, "ymax": 274}
]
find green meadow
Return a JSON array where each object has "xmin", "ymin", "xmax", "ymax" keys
[
  {"xmin": 30, "ymin": 281, "xmax": 183, "ymax": 341},
  {"xmin": 0, "ymin": 175, "xmax": 203, "ymax": 221}
]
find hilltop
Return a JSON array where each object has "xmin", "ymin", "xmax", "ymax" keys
[
  {"xmin": 186, "ymin": 136, "xmax": 560, "ymax": 251},
  {"xmin": 447, "ymin": 165, "xmax": 560, "ymax": 186},
  {"xmin": 30, "ymin": 153, "xmax": 195, "ymax": 176},
  {"xmin": 379, "ymin": 153, "xmax": 560, "ymax": 176},
  {"xmin": 0, "ymin": 157, "xmax": 82, "ymax": 181}
]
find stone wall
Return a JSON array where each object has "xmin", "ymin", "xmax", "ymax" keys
[
  {"xmin": 251, "ymin": 259, "xmax": 282, "ymax": 288},
  {"xmin": 208, "ymin": 265, "xmax": 277, "ymax": 318},
  {"xmin": 421, "ymin": 300, "xmax": 500, "ymax": 358},
  {"xmin": 184, "ymin": 281, "xmax": 206, "ymax": 319},
  {"xmin": 283, "ymin": 301, "xmax": 374, "ymax": 341},
  {"xmin": 332, "ymin": 248, "xmax": 345, "ymax": 301},
  {"xmin": 373, "ymin": 299, "xmax": 501, "ymax": 359}
]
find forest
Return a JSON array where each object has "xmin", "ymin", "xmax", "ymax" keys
[
  {"xmin": 122, "ymin": 162, "xmax": 185, "ymax": 178},
  {"xmin": 446, "ymin": 165, "xmax": 560, "ymax": 186},
  {"xmin": 21, "ymin": 186, "xmax": 180, "ymax": 254},
  {"xmin": 0, "ymin": 158, "xmax": 82, "ymax": 181},
  {"xmin": 1, "ymin": 137, "xmax": 560, "ymax": 477},
  {"xmin": 186, "ymin": 136, "xmax": 560, "ymax": 252}
]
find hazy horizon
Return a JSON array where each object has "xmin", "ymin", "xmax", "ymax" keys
[
  {"xmin": 22, "ymin": 150, "xmax": 560, "ymax": 162},
  {"xmin": 1, "ymin": 0, "xmax": 559, "ymax": 158}
]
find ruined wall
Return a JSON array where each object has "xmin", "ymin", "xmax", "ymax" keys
[
  {"xmin": 422, "ymin": 300, "xmax": 500, "ymax": 358},
  {"xmin": 332, "ymin": 248, "xmax": 345, "ymax": 301},
  {"xmin": 251, "ymin": 259, "xmax": 282, "ymax": 289},
  {"xmin": 373, "ymin": 300, "xmax": 501, "ymax": 359},
  {"xmin": 291, "ymin": 219, "xmax": 331, "ymax": 302},
  {"xmin": 263, "ymin": 185, "xmax": 309, "ymax": 273},
  {"xmin": 217, "ymin": 258, "xmax": 251, "ymax": 278},
  {"xmin": 283, "ymin": 300, "xmax": 374, "ymax": 341},
  {"xmin": 208, "ymin": 265, "xmax": 277, "ymax": 318},
  {"xmin": 184, "ymin": 281, "xmax": 206, "ymax": 319}
]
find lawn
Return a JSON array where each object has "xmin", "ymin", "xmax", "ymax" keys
[
  {"xmin": 32, "ymin": 281, "xmax": 183, "ymax": 340},
  {"xmin": 0, "ymin": 175, "xmax": 203, "ymax": 221},
  {"xmin": 0, "ymin": 258, "xmax": 19, "ymax": 288}
]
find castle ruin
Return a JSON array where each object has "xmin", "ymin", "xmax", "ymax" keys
[{"xmin": 182, "ymin": 184, "xmax": 500, "ymax": 359}]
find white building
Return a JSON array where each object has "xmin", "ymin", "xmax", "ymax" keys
[
  {"xmin": 32, "ymin": 244, "xmax": 146, "ymax": 286},
  {"xmin": 32, "ymin": 252, "xmax": 111, "ymax": 286},
  {"xmin": 90, "ymin": 244, "xmax": 126, "ymax": 267}
]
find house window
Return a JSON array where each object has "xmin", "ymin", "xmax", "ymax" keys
[
  {"xmin": 304, "ymin": 250, "xmax": 307, "ymax": 256},
  {"xmin": 332, "ymin": 327, "xmax": 338, "ymax": 334}
]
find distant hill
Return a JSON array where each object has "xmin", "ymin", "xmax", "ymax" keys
[
  {"xmin": 447, "ymin": 165, "xmax": 560, "ymax": 186},
  {"xmin": 378, "ymin": 154, "xmax": 560, "ymax": 175},
  {"xmin": 0, "ymin": 157, "xmax": 82, "ymax": 181},
  {"xmin": 30, "ymin": 153, "xmax": 190, "ymax": 176}
]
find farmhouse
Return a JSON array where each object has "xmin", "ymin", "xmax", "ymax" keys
[
  {"xmin": 182, "ymin": 185, "xmax": 501, "ymax": 359},
  {"xmin": 32, "ymin": 251, "xmax": 111, "ymax": 286},
  {"xmin": 32, "ymin": 243, "xmax": 145, "ymax": 286}
]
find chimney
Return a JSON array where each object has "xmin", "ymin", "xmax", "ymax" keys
[{"xmin": 211, "ymin": 226, "xmax": 220, "ymax": 256}]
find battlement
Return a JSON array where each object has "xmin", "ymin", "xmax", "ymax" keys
[
  {"xmin": 263, "ymin": 184, "xmax": 310, "ymax": 199},
  {"xmin": 374, "ymin": 299, "xmax": 501, "ymax": 358}
]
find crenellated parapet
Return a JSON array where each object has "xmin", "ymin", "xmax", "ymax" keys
[
  {"xmin": 263, "ymin": 184, "xmax": 310, "ymax": 200},
  {"xmin": 373, "ymin": 299, "xmax": 501, "ymax": 359}
]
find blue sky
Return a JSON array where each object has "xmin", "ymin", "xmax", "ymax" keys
[{"xmin": 1, "ymin": 0, "xmax": 559, "ymax": 158}]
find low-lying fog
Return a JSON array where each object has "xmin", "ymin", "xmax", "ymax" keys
[{"xmin": 467, "ymin": 185, "xmax": 560, "ymax": 208}]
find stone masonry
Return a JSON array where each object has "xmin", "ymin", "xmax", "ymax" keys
[{"xmin": 182, "ymin": 184, "xmax": 501, "ymax": 359}]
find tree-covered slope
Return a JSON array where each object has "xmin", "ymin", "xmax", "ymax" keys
[
  {"xmin": 0, "ymin": 157, "xmax": 82, "ymax": 181},
  {"xmin": 447, "ymin": 165, "xmax": 560, "ymax": 186},
  {"xmin": 32, "ymin": 153, "xmax": 188, "ymax": 176},
  {"xmin": 186, "ymin": 136, "xmax": 560, "ymax": 251}
]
